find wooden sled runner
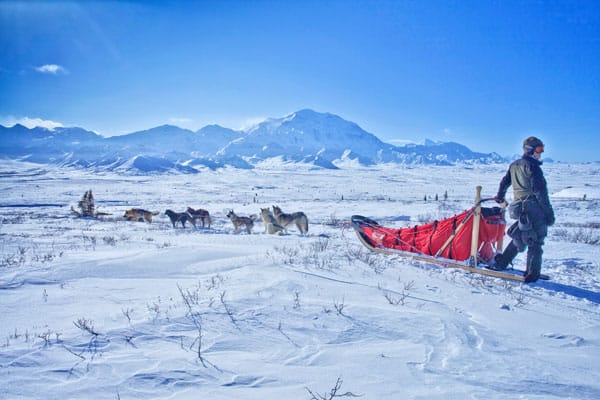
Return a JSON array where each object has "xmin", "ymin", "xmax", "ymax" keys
[{"xmin": 351, "ymin": 186, "xmax": 549, "ymax": 282}]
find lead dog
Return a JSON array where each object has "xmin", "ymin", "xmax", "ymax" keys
[
  {"xmin": 165, "ymin": 209, "xmax": 196, "ymax": 229},
  {"xmin": 272, "ymin": 205, "xmax": 309, "ymax": 234},
  {"xmin": 123, "ymin": 208, "xmax": 159, "ymax": 223},
  {"xmin": 260, "ymin": 207, "xmax": 286, "ymax": 235},
  {"xmin": 187, "ymin": 207, "xmax": 211, "ymax": 228},
  {"xmin": 226, "ymin": 210, "xmax": 256, "ymax": 234}
]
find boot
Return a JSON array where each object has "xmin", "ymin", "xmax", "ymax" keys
[
  {"xmin": 486, "ymin": 253, "xmax": 505, "ymax": 270},
  {"xmin": 489, "ymin": 241, "xmax": 519, "ymax": 271}
]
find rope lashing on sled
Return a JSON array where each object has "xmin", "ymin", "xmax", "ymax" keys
[
  {"xmin": 435, "ymin": 207, "xmax": 474, "ymax": 258},
  {"xmin": 350, "ymin": 217, "xmax": 431, "ymax": 255},
  {"xmin": 349, "ymin": 217, "xmax": 434, "ymax": 255}
]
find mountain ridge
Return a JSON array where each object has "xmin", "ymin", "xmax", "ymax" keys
[{"xmin": 1, "ymin": 110, "xmax": 506, "ymax": 173}]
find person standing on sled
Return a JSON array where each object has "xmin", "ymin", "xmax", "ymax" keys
[{"xmin": 491, "ymin": 136, "xmax": 555, "ymax": 282}]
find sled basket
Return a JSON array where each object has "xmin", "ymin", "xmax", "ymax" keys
[{"xmin": 351, "ymin": 186, "xmax": 505, "ymax": 267}]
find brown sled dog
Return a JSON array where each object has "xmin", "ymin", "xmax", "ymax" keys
[
  {"xmin": 226, "ymin": 210, "xmax": 257, "ymax": 234},
  {"xmin": 187, "ymin": 207, "xmax": 211, "ymax": 228},
  {"xmin": 123, "ymin": 208, "xmax": 159, "ymax": 223},
  {"xmin": 260, "ymin": 207, "xmax": 286, "ymax": 235},
  {"xmin": 272, "ymin": 205, "xmax": 309, "ymax": 234},
  {"xmin": 165, "ymin": 209, "xmax": 196, "ymax": 229}
]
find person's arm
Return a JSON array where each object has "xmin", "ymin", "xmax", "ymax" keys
[
  {"xmin": 532, "ymin": 165, "xmax": 555, "ymax": 225},
  {"xmin": 495, "ymin": 168, "xmax": 512, "ymax": 202}
]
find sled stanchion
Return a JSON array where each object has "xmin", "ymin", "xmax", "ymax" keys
[
  {"xmin": 434, "ymin": 191, "xmax": 493, "ymax": 258},
  {"xmin": 470, "ymin": 186, "xmax": 482, "ymax": 266}
]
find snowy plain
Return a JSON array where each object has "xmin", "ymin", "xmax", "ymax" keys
[{"xmin": 1, "ymin": 160, "xmax": 599, "ymax": 400}]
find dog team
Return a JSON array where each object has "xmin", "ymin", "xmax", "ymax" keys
[{"xmin": 122, "ymin": 205, "xmax": 308, "ymax": 235}]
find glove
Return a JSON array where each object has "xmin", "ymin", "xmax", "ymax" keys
[{"xmin": 493, "ymin": 196, "xmax": 505, "ymax": 204}]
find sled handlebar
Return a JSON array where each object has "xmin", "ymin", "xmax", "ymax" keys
[{"xmin": 477, "ymin": 197, "xmax": 503, "ymax": 206}]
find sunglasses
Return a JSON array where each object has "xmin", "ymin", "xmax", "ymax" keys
[{"xmin": 534, "ymin": 145, "xmax": 544, "ymax": 154}]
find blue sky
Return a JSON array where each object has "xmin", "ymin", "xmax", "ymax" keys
[{"xmin": 1, "ymin": 0, "xmax": 598, "ymax": 162}]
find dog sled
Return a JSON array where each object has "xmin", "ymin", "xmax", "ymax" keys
[{"xmin": 351, "ymin": 186, "xmax": 548, "ymax": 282}]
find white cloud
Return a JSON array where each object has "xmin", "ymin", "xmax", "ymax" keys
[
  {"xmin": 1, "ymin": 116, "xmax": 64, "ymax": 130},
  {"xmin": 35, "ymin": 64, "xmax": 68, "ymax": 75}
]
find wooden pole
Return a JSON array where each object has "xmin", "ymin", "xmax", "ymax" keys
[
  {"xmin": 497, "ymin": 201, "xmax": 506, "ymax": 253},
  {"xmin": 470, "ymin": 186, "xmax": 482, "ymax": 266},
  {"xmin": 435, "ymin": 214, "xmax": 470, "ymax": 257}
]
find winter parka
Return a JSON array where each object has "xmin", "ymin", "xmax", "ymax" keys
[{"xmin": 496, "ymin": 155, "xmax": 555, "ymax": 226}]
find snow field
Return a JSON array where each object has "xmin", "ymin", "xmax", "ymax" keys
[{"xmin": 1, "ymin": 161, "xmax": 599, "ymax": 399}]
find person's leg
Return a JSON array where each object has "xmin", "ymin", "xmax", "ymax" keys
[
  {"xmin": 522, "ymin": 202, "xmax": 548, "ymax": 283},
  {"xmin": 491, "ymin": 240, "xmax": 521, "ymax": 270},
  {"xmin": 524, "ymin": 244, "xmax": 543, "ymax": 282}
]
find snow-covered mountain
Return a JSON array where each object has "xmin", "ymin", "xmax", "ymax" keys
[{"xmin": 0, "ymin": 110, "xmax": 505, "ymax": 173}]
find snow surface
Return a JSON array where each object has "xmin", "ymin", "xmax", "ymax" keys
[{"xmin": 1, "ymin": 160, "xmax": 599, "ymax": 399}]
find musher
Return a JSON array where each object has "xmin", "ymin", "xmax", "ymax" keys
[{"xmin": 490, "ymin": 136, "xmax": 555, "ymax": 282}]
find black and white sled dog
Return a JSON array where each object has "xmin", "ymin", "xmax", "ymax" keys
[
  {"xmin": 272, "ymin": 205, "xmax": 309, "ymax": 234},
  {"xmin": 164, "ymin": 209, "xmax": 196, "ymax": 229}
]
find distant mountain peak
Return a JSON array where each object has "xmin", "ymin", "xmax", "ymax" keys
[
  {"xmin": 0, "ymin": 110, "xmax": 507, "ymax": 173},
  {"xmin": 11, "ymin": 123, "xmax": 30, "ymax": 130},
  {"xmin": 198, "ymin": 123, "xmax": 232, "ymax": 131},
  {"xmin": 423, "ymin": 138, "xmax": 439, "ymax": 146},
  {"xmin": 1, "ymin": 123, "xmax": 36, "ymax": 132},
  {"xmin": 289, "ymin": 108, "xmax": 324, "ymax": 118}
]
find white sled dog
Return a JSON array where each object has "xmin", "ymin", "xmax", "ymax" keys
[
  {"xmin": 226, "ymin": 210, "xmax": 257, "ymax": 234},
  {"xmin": 272, "ymin": 205, "xmax": 309, "ymax": 234},
  {"xmin": 260, "ymin": 207, "xmax": 286, "ymax": 235}
]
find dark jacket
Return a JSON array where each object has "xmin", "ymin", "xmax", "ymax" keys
[{"xmin": 497, "ymin": 155, "xmax": 555, "ymax": 225}]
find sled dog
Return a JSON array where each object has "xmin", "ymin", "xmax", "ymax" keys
[
  {"xmin": 187, "ymin": 207, "xmax": 211, "ymax": 228},
  {"xmin": 226, "ymin": 210, "xmax": 256, "ymax": 234},
  {"xmin": 123, "ymin": 208, "xmax": 159, "ymax": 223},
  {"xmin": 260, "ymin": 207, "xmax": 286, "ymax": 235},
  {"xmin": 272, "ymin": 205, "xmax": 309, "ymax": 234},
  {"xmin": 165, "ymin": 209, "xmax": 196, "ymax": 229}
]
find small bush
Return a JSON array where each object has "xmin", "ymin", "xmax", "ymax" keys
[
  {"xmin": 103, "ymin": 236, "xmax": 117, "ymax": 246},
  {"xmin": 553, "ymin": 226, "xmax": 600, "ymax": 245},
  {"xmin": 322, "ymin": 213, "xmax": 341, "ymax": 226}
]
